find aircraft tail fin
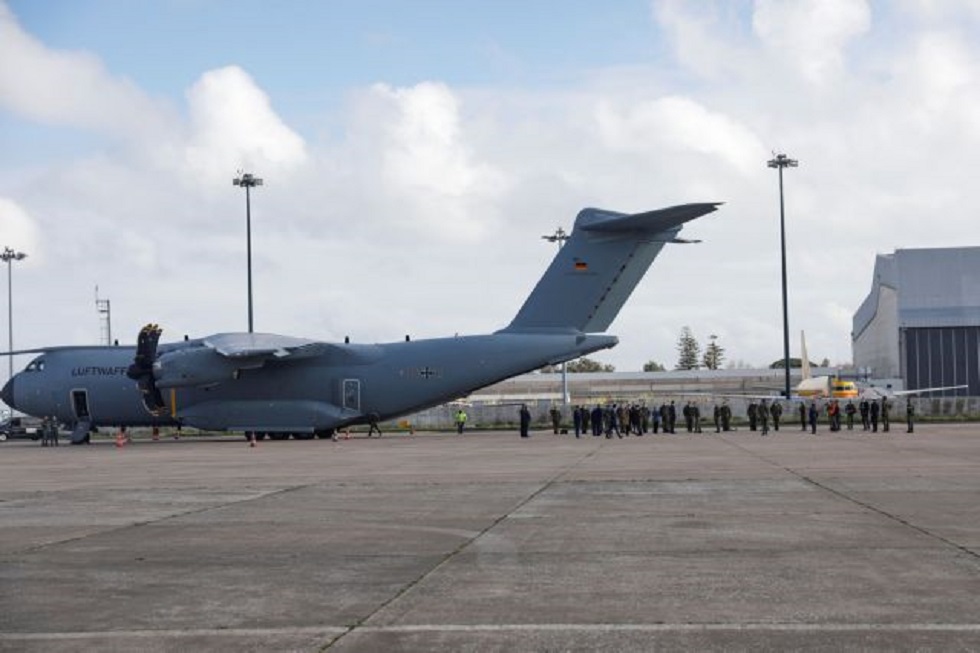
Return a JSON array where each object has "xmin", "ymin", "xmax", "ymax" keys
[
  {"xmin": 800, "ymin": 331, "xmax": 812, "ymax": 380},
  {"xmin": 501, "ymin": 203, "xmax": 720, "ymax": 333}
]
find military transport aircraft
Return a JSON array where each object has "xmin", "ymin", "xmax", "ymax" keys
[{"xmin": 1, "ymin": 202, "xmax": 720, "ymax": 443}]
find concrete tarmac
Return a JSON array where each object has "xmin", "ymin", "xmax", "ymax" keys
[{"xmin": 1, "ymin": 424, "xmax": 979, "ymax": 652}]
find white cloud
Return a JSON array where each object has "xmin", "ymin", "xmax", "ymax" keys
[
  {"xmin": 595, "ymin": 95, "xmax": 768, "ymax": 175},
  {"xmin": 0, "ymin": 3, "xmax": 169, "ymax": 136},
  {"xmin": 0, "ymin": 197, "xmax": 41, "ymax": 261},
  {"xmin": 182, "ymin": 66, "xmax": 308, "ymax": 186},
  {"xmin": 753, "ymin": 0, "xmax": 872, "ymax": 84}
]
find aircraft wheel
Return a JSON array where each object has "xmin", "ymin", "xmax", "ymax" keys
[
  {"xmin": 0, "ymin": 433, "xmax": 6, "ymax": 442},
  {"xmin": 255, "ymin": 432, "xmax": 267, "ymax": 441},
  {"xmin": 315, "ymin": 429, "xmax": 334, "ymax": 440}
]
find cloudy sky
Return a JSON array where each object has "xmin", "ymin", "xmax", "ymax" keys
[{"xmin": 1, "ymin": 0, "xmax": 978, "ymax": 375}]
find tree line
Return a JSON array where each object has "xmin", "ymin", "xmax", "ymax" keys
[{"xmin": 540, "ymin": 326, "xmax": 834, "ymax": 373}]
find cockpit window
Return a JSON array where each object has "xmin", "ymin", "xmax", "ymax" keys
[{"xmin": 25, "ymin": 357, "xmax": 45, "ymax": 372}]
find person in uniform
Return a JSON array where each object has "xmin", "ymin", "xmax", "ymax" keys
[
  {"xmin": 845, "ymin": 401, "xmax": 856, "ymax": 430},
  {"xmin": 572, "ymin": 406, "xmax": 583, "ymax": 438},
  {"xmin": 799, "ymin": 402, "xmax": 807, "ymax": 431},
  {"xmin": 808, "ymin": 402, "xmax": 818, "ymax": 434},
  {"xmin": 40, "ymin": 417, "xmax": 50, "ymax": 447},
  {"xmin": 49, "ymin": 417, "xmax": 59, "ymax": 446},
  {"xmin": 519, "ymin": 404, "xmax": 531, "ymax": 438},
  {"xmin": 881, "ymin": 398, "xmax": 890, "ymax": 432},
  {"xmin": 549, "ymin": 406, "xmax": 561, "ymax": 434},
  {"xmin": 771, "ymin": 401, "xmax": 782, "ymax": 431},
  {"xmin": 860, "ymin": 399, "xmax": 870, "ymax": 431},
  {"xmin": 721, "ymin": 402, "xmax": 732, "ymax": 432},
  {"xmin": 870, "ymin": 400, "xmax": 879, "ymax": 432},
  {"xmin": 667, "ymin": 401, "xmax": 677, "ymax": 434},
  {"xmin": 455, "ymin": 408, "xmax": 468, "ymax": 434},
  {"xmin": 747, "ymin": 402, "xmax": 758, "ymax": 431},
  {"xmin": 683, "ymin": 402, "xmax": 693, "ymax": 432},
  {"xmin": 591, "ymin": 405, "xmax": 603, "ymax": 437},
  {"xmin": 758, "ymin": 400, "xmax": 770, "ymax": 436},
  {"xmin": 713, "ymin": 404, "xmax": 721, "ymax": 433},
  {"xmin": 906, "ymin": 398, "xmax": 915, "ymax": 433}
]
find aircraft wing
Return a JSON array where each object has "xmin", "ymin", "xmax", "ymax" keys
[
  {"xmin": 864, "ymin": 384, "xmax": 969, "ymax": 398},
  {"xmin": 202, "ymin": 333, "xmax": 330, "ymax": 361}
]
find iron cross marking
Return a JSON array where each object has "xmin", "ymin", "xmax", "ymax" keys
[{"xmin": 419, "ymin": 366, "xmax": 436, "ymax": 379}]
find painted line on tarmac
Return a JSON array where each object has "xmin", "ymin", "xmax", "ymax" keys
[
  {"xmin": 359, "ymin": 623, "xmax": 980, "ymax": 633},
  {"xmin": 5, "ymin": 623, "xmax": 980, "ymax": 641},
  {"xmin": 0, "ymin": 627, "xmax": 347, "ymax": 641}
]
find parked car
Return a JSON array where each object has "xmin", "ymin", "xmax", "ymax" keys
[{"xmin": 0, "ymin": 415, "xmax": 44, "ymax": 442}]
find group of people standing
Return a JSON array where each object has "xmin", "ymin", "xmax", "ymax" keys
[
  {"xmin": 522, "ymin": 395, "xmax": 918, "ymax": 438},
  {"xmin": 38, "ymin": 416, "xmax": 60, "ymax": 446},
  {"xmin": 796, "ymin": 397, "xmax": 914, "ymax": 433}
]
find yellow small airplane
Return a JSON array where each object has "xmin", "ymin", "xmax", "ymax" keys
[
  {"xmin": 794, "ymin": 336, "xmax": 858, "ymax": 399},
  {"xmin": 786, "ymin": 333, "xmax": 962, "ymax": 401}
]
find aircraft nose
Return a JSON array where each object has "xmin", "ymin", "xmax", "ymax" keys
[{"xmin": 1, "ymin": 377, "xmax": 15, "ymax": 409}]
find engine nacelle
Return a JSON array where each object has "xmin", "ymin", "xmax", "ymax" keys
[{"xmin": 154, "ymin": 347, "xmax": 245, "ymax": 389}]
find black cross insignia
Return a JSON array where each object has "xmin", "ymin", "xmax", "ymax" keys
[{"xmin": 419, "ymin": 366, "xmax": 436, "ymax": 379}]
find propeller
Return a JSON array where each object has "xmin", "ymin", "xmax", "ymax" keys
[{"xmin": 126, "ymin": 324, "xmax": 166, "ymax": 415}]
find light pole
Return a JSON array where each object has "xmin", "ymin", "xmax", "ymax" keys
[
  {"xmin": 233, "ymin": 171, "xmax": 263, "ymax": 333},
  {"xmin": 767, "ymin": 153, "xmax": 798, "ymax": 399},
  {"xmin": 542, "ymin": 227, "xmax": 570, "ymax": 406},
  {"xmin": 1, "ymin": 247, "xmax": 27, "ymax": 384}
]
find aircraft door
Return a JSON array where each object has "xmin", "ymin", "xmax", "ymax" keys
[
  {"xmin": 342, "ymin": 379, "xmax": 360, "ymax": 412},
  {"xmin": 71, "ymin": 389, "xmax": 91, "ymax": 420}
]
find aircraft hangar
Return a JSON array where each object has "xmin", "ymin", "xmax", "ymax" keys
[{"xmin": 852, "ymin": 247, "xmax": 980, "ymax": 395}]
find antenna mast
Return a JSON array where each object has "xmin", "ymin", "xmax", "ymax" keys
[{"xmin": 95, "ymin": 286, "xmax": 112, "ymax": 345}]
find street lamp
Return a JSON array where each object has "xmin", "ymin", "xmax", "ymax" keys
[
  {"xmin": 1, "ymin": 247, "xmax": 27, "ymax": 384},
  {"xmin": 542, "ymin": 227, "xmax": 570, "ymax": 406},
  {"xmin": 767, "ymin": 152, "xmax": 798, "ymax": 399},
  {"xmin": 233, "ymin": 171, "xmax": 263, "ymax": 333}
]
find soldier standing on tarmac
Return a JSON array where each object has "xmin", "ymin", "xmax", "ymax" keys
[
  {"xmin": 519, "ymin": 404, "xmax": 531, "ymax": 438},
  {"xmin": 808, "ymin": 402, "xmax": 818, "ymax": 434},
  {"xmin": 721, "ymin": 402, "xmax": 732, "ymax": 432},
  {"xmin": 713, "ymin": 404, "xmax": 721, "ymax": 433},
  {"xmin": 860, "ymin": 399, "xmax": 871, "ymax": 431},
  {"xmin": 550, "ymin": 406, "xmax": 561, "ymax": 434},
  {"xmin": 758, "ymin": 400, "xmax": 770, "ymax": 436},
  {"xmin": 870, "ymin": 400, "xmax": 879, "ymax": 432},
  {"xmin": 906, "ymin": 398, "xmax": 915, "ymax": 433},
  {"xmin": 747, "ymin": 402, "xmax": 758, "ymax": 431},
  {"xmin": 845, "ymin": 401, "xmax": 856, "ymax": 430},
  {"xmin": 771, "ymin": 401, "xmax": 782, "ymax": 431},
  {"xmin": 881, "ymin": 398, "xmax": 891, "ymax": 432},
  {"xmin": 799, "ymin": 402, "xmax": 807, "ymax": 431}
]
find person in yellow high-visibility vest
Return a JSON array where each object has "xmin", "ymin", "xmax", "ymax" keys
[{"xmin": 455, "ymin": 409, "xmax": 467, "ymax": 434}]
